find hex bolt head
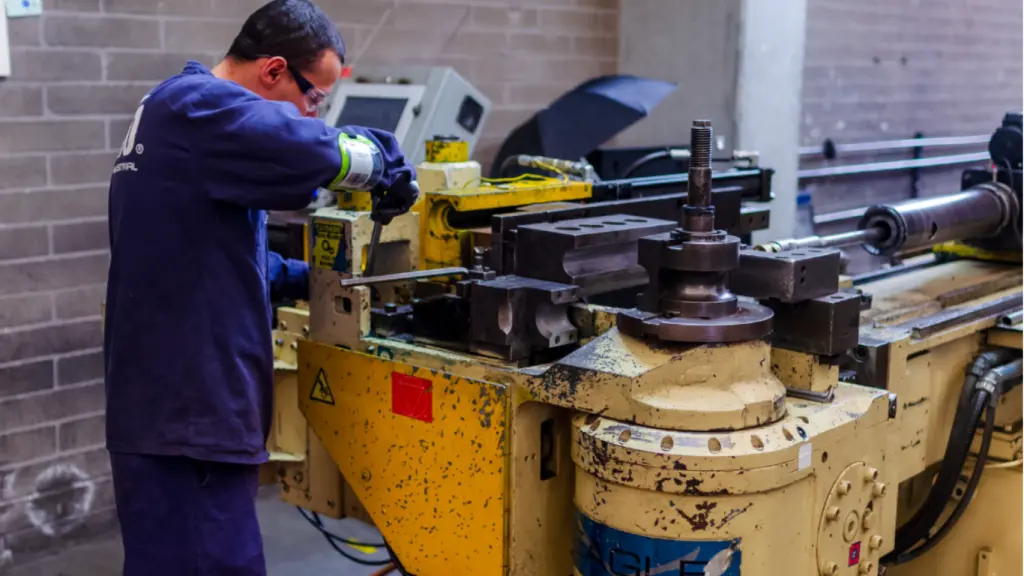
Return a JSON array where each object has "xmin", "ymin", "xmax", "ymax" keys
[
  {"xmin": 862, "ymin": 510, "xmax": 875, "ymax": 530},
  {"xmin": 826, "ymin": 506, "xmax": 841, "ymax": 521},
  {"xmin": 873, "ymin": 482, "xmax": 887, "ymax": 497},
  {"xmin": 838, "ymin": 480, "xmax": 852, "ymax": 495},
  {"xmin": 361, "ymin": 469, "xmax": 372, "ymax": 482}
]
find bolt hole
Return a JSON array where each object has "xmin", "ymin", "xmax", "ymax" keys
[
  {"xmin": 708, "ymin": 437, "xmax": 722, "ymax": 453},
  {"xmin": 661, "ymin": 436, "xmax": 674, "ymax": 451},
  {"xmin": 554, "ymin": 336, "xmax": 561, "ymax": 344},
  {"xmin": 822, "ymin": 451, "xmax": 829, "ymax": 463},
  {"xmin": 556, "ymin": 226, "xmax": 581, "ymax": 231},
  {"xmin": 751, "ymin": 435, "xmax": 764, "ymax": 451},
  {"xmin": 796, "ymin": 426, "xmax": 807, "ymax": 439},
  {"xmin": 798, "ymin": 416, "xmax": 810, "ymax": 424},
  {"xmin": 954, "ymin": 487, "xmax": 963, "ymax": 497},
  {"xmin": 792, "ymin": 252, "xmax": 805, "ymax": 256},
  {"xmin": 618, "ymin": 430, "xmax": 631, "ymax": 443},
  {"xmin": 928, "ymin": 221, "xmax": 938, "ymax": 239},
  {"xmin": 854, "ymin": 345, "xmax": 868, "ymax": 361},
  {"xmin": 625, "ymin": 218, "xmax": 646, "ymax": 223},
  {"xmin": 782, "ymin": 428, "xmax": 795, "ymax": 441},
  {"xmin": 580, "ymin": 224, "xmax": 603, "ymax": 228},
  {"xmin": 604, "ymin": 221, "xmax": 625, "ymax": 225}
]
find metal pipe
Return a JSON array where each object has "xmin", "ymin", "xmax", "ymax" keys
[
  {"xmin": 1000, "ymin": 310, "xmax": 1024, "ymax": 327},
  {"xmin": 849, "ymin": 255, "xmax": 940, "ymax": 286},
  {"xmin": 813, "ymin": 207, "xmax": 865, "ymax": 227},
  {"xmin": 798, "ymin": 152, "xmax": 989, "ymax": 180},
  {"xmin": 340, "ymin": 267, "xmax": 468, "ymax": 287},
  {"xmin": 757, "ymin": 228, "xmax": 883, "ymax": 253},
  {"xmin": 798, "ymin": 135, "xmax": 990, "ymax": 158}
]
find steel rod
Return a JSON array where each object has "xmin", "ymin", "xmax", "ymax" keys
[
  {"xmin": 340, "ymin": 267, "xmax": 468, "ymax": 287},
  {"xmin": 798, "ymin": 152, "xmax": 989, "ymax": 180},
  {"xmin": 1000, "ymin": 310, "xmax": 1024, "ymax": 327},
  {"xmin": 798, "ymin": 135, "xmax": 990, "ymax": 158}
]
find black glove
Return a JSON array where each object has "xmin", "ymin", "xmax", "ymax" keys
[{"xmin": 372, "ymin": 175, "xmax": 419, "ymax": 225}]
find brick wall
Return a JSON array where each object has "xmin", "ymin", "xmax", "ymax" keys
[
  {"xmin": 0, "ymin": 0, "xmax": 617, "ymax": 567},
  {"xmin": 800, "ymin": 0, "xmax": 1023, "ymax": 216}
]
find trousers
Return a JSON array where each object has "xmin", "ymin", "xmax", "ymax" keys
[{"xmin": 110, "ymin": 453, "xmax": 266, "ymax": 576}]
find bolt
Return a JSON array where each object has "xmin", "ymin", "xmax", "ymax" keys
[
  {"xmin": 274, "ymin": 338, "xmax": 284, "ymax": 347},
  {"xmin": 837, "ymin": 481, "xmax": 852, "ymax": 495},
  {"xmin": 865, "ymin": 467, "xmax": 879, "ymax": 482},
  {"xmin": 690, "ymin": 120, "xmax": 713, "ymax": 170},
  {"xmin": 862, "ymin": 510, "xmax": 875, "ymax": 530},
  {"xmin": 361, "ymin": 470, "xmax": 372, "ymax": 482},
  {"xmin": 860, "ymin": 561, "xmax": 875, "ymax": 574},
  {"xmin": 870, "ymin": 534, "xmax": 884, "ymax": 549},
  {"xmin": 821, "ymin": 561, "xmax": 839, "ymax": 576},
  {"xmin": 826, "ymin": 506, "xmax": 841, "ymax": 521},
  {"xmin": 290, "ymin": 341, "xmax": 298, "ymax": 350},
  {"xmin": 302, "ymin": 325, "xmax": 310, "ymax": 335},
  {"xmin": 280, "ymin": 321, "xmax": 288, "ymax": 330},
  {"xmin": 684, "ymin": 119, "xmax": 714, "ymax": 231},
  {"xmin": 873, "ymin": 482, "xmax": 887, "ymax": 497}
]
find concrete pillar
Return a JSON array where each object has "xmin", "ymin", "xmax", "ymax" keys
[{"xmin": 617, "ymin": 0, "xmax": 808, "ymax": 241}]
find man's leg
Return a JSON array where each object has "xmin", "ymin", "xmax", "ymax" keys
[{"xmin": 110, "ymin": 453, "xmax": 266, "ymax": 576}]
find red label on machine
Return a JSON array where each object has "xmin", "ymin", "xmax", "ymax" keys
[
  {"xmin": 391, "ymin": 372, "xmax": 433, "ymax": 423},
  {"xmin": 848, "ymin": 541, "xmax": 861, "ymax": 566}
]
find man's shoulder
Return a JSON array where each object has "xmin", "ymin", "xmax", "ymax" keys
[{"xmin": 145, "ymin": 65, "xmax": 255, "ymax": 116}]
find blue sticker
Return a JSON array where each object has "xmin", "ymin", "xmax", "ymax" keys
[{"xmin": 574, "ymin": 511, "xmax": 741, "ymax": 576}]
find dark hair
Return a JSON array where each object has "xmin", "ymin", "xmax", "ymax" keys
[{"xmin": 226, "ymin": 0, "xmax": 345, "ymax": 69}]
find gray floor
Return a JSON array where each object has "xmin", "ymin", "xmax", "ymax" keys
[{"xmin": 9, "ymin": 488, "xmax": 387, "ymax": 576}]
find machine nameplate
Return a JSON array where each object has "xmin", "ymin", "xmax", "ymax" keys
[
  {"xmin": 312, "ymin": 220, "xmax": 348, "ymax": 271},
  {"xmin": 574, "ymin": 511, "xmax": 741, "ymax": 576},
  {"xmin": 391, "ymin": 371, "xmax": 433, "ymax": 423}
]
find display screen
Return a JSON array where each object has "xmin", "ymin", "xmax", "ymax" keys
[{"xmin": 335, "ymin": 96, "xmax": 409, "ymax": 133}]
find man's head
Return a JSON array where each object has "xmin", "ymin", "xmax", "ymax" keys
[{"xmin": 222, "ymin": 0, "xmax": 345, "ymax": 117}]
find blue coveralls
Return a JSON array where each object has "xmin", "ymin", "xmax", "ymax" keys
[{"xmin": 104, "ymin": 61, "xmax": 413, "ymax": 575}]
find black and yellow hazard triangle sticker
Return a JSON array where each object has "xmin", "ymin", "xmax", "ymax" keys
[{"xmin": 310, "ymin": 368, "xmax": 335, "ymax": 405}]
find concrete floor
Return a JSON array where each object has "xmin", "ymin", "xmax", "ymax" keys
[{"xmin": 10, "ymin": 488, "xmax": 387, "ymax": 576}]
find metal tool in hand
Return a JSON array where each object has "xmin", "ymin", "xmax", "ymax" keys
[{"xmin": 364, "ymin": 189, "xmax": 385, "ymax": 278}]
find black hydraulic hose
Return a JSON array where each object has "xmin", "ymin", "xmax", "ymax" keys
[
  {"xmin": 958, "ymin": 350, "xmax": 1017, "ymax": 413},
  {"xmin": 891, "ymin": 389, "xmax": 988, "ymax": 554},
  {"xmin": 888, "ymin": 357, "xmax": 1022, "ymax": 561},
  {"xmin": 621, "ymin": 149, "xmax": 672, "ymax": 178},
  {"xmin": 498, "ymin": 155, "xmax": 521, "ymax": 177},
  {"xmin": 892, "ymin": 402, "xmax": 997, "ymax": 565}
]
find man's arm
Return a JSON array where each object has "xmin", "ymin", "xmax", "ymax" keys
[
  {"xmin": 189, "ymin": 85, "xmax": 415, "ymax": 211},
  {"xmin": 268, "ymin": 251, "xmax": 309, "ymax": 302}
]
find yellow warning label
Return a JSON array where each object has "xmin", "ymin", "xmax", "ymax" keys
[
  {"xmin": 310, "ymin": 368, "xmax": 335, "ymax": 405},
  {"xmin": 312, "ymin": 221, "xmax": 346, "ymax": 271}
]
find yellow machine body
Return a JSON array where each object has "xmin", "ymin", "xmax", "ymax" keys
[{"xmin": 418, "ymin": 178, "xmax": 591, "ymax": 271}]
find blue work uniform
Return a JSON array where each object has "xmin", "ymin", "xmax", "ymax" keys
[{"xmin": 103, "ymin": 61, "xmax": 413, "ymax": 575}]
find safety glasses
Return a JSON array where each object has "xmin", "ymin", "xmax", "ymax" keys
[{"xmin": 286, "ymin": 64, "xmax": 329, "ymax": 112}]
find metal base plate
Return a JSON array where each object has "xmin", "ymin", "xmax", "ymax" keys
[{"xmin": 617, "ymin": 301, "xmax": 774, "ymax": 343}]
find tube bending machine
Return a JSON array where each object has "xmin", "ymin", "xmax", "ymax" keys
[{"xmin": 274, "ymin": 114, "xmax": 1023, "ymax": 575}]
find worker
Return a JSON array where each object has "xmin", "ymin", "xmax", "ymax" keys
[{"xmin": 101, "ymin": 1, "xmax": 416, "ymax": 574}]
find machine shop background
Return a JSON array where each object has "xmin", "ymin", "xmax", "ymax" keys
[{"xmin": 0, "ymin": 0, "xmax": 1020, "ymax": 573}]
